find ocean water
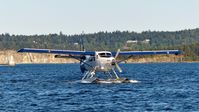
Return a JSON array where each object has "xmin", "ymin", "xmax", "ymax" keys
[{"xmin": 0, "ymin": 63, "xmax": 199, "ymax": 112}]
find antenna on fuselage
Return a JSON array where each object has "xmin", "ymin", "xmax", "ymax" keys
[{"xmin": 80, "ymin": 31, "xmax": 85, "ymax": 51}]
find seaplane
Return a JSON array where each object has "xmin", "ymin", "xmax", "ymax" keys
[{"xmin": 18, "ymin": 48, "xmax": 181, "ymax": 83}]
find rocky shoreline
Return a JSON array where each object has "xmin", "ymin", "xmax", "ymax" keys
[{"xmin": 0, "ymin": 50, "xmax": 78, "ymax": 65}]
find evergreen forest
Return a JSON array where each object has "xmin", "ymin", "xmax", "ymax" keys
[{"xmin": 0, "ymin": 28, "xmax": 199, "ymax": 61}]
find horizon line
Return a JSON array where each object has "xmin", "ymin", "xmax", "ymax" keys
[{"xmin": 1, "ymin": 28, "xmax": 199, "ymax": 36}]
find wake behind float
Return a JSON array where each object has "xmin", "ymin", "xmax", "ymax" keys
[{"xmin": 81, "ymin": 77, "xmax": 139, "ymax": 84}]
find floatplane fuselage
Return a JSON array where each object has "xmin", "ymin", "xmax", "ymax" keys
[
  {"xmin": 80, "ymin": 51, "xmax": 115, "ymax": 72},
  {"xmin": 79, "ymin": 51, "xmax": 123, "ymax": 83}
]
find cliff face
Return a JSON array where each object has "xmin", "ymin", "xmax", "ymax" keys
[
  {"xmin": 0, "ymin": 50, "xmax": 183, "ymax": 64},
  {"xmin": 0, "ymin": 50, "xmax": 78, "ymax": 64},
  {"xmin": 127, "ymin": 55, "xmax": 183, "ymax": 63}
]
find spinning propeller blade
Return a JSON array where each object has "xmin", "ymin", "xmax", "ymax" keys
[
  {"xmin": 115, "ymin": 63, "xmax": 122, "ymax": 73},
  {"xmin": 114, "ymin": 49, "xmax": 122, "ymax": 73},
  {"xmin": 115, "ymin": 49, "xmax": 120, "ymax": 59}
]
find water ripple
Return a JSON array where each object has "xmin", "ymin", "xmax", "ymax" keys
[{"xmin": 0, "ymin": 63, "xmax": 199, "ymax": 111}]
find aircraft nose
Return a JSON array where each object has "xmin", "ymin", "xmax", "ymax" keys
[{"xmin": 111, "ymin": 59, "xmax": 116, "ymax": 65}]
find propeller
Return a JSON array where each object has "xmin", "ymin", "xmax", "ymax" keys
[
  {"xmin": 115, "ymin": 63, "xmax": 122, "ymax": 73},
  {"xmin": 115, "ymin": 49, "xmax": 120, "ymax": 59},
  {"xmin": 114, "ymin": 49, "xmax": 122, "ymax": 73}
]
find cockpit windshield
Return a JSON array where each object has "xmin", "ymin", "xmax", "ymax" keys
[{"xmin": 99, "ymin": 53, "xmax": 112, "ymax": 58}]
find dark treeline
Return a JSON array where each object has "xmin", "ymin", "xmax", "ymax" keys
[{"xmin": 0, "ymin": 28, "xmax": 199, "ymax": 61}]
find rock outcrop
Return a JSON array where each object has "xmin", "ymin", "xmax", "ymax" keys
[{"xmin": 0, "ymin": 50, "xmax": 78, "ymax": 64}]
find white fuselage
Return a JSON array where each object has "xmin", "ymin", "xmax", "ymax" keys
[{"xmin": 80, "ymin": 51, "xmax": 115, "ymax": 72}]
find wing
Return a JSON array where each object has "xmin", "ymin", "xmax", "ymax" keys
[
  {"xmin": 112, "ymin": 50, "xmax": 182, "ymax": 56},
  {"xmin": 18, "ymin": 48, "xmax": 95, "ymax": 55}
]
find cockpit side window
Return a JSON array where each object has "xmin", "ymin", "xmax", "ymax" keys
[
  {"xmin": 106, "ymin": 53, "xmax": 111, "ymax": 57},
  {"xmin": 99, "ymin": 53, "xmax": 105, "ymax": 57}
]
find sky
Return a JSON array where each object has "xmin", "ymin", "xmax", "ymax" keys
[{"xmin": 0, "ymin": 0, "xmax": 198, "ymax": 35}]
